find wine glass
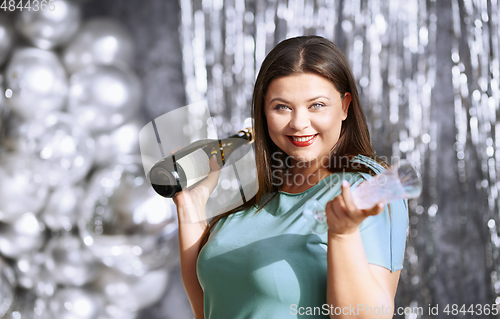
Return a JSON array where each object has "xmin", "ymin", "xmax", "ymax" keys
[{"xmin": 302, "ymin": 160, "xmax": 422, "ymax": 234}]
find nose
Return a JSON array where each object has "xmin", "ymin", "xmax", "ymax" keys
[{"xmin": 289, "ymin": 108, "xmax": 310, "ymax": 131}]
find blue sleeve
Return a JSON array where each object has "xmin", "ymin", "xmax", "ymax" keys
[{"xmin": 359, "ymin": 199, "xmax": 409, "ymax": 272}]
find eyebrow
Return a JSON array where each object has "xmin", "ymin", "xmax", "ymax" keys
[{"xmin": 269, "ymin": 96, "xmax": 330, "ymax": 104}]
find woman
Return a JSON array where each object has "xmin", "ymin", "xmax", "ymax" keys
[{"xmin": 174, "ymin": 35, "xmax": 408, "ymax": 319}]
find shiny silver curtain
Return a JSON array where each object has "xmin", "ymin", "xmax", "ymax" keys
[{"xmin": 179, "ymin": 0, "xmax": 500, "ymax": 314}]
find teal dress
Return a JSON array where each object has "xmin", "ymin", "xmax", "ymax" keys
[{"xmin": 197, "ymin": 155, "xmax": 409, "ymax": 318}]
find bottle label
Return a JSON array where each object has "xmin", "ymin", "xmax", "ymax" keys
[{"xmin": 176, "ymin": 148, "xmax": 211, "ymax": 188}]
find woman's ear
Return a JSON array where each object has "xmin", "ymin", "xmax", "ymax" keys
[{"xmin": 342, "ymin": 92, "xmax": 352, "ymax": 120}]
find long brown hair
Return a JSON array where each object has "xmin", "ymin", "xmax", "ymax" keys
[{"xmin": 199, "ymin": 35, "xmax": 384, "ymax": 251}]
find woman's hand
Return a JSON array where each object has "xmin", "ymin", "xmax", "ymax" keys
[
  {"xmin": 325, "ymin": 180, "xmax": 385, "ymax": 236},
  {"xmin": 172, "ymin": 154, "xmax": 221, "ymax": 225}
]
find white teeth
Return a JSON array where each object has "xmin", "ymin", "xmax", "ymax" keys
[{"xmin": 291, "ymin": 135, "xmax": 315, "ymax": 142}]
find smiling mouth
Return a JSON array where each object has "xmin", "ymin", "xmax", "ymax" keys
[
  {"xmin": 287, "ymin": 134, "xmax": 318, "ymax": 146},
  {"xmin": 290, "ymin": 135, "xmax": 315, "ymax": 141}
]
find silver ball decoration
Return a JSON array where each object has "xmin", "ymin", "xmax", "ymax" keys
[
  {"xmin": 33, "ymin": 272, "xmax": 57, "ymax": 298},
  {"xmin": 0, "ymin": 155, "xmax": 49, "ymax": 222},
  {"xmin": 79, "ymin": 157, "xmax": 179, "ymax": 276},
  {"xmin": 4, "ymin": 48, "xmax": 68, "ymax": 118},
  {"xmin": 0, "ymin": 212, "xmax": 46, "ymax": 259},
  {"xmin": 32, "ymin": 112, "xmax": 94, "ymax": 186},
  {"xmin": 44, "ymin": 232, "xmax": 100, "ymax": 286},
  {"xmin": 12, "ymin": 252, "xmax": 45, "ymax": 290},
  {"xmin": 0, "ymin": 7, "xmax": 177, "ymax": 318},
  {"xmin": 6, "ymin": 112, "xmax": 95, "ymax": 187},
  {"xmin": 97, "ymin": 305, "xmax": 138, "ymax": 319},
  {"xmin": 2, "ymin": 289, "xmax": 50, "ymax": 319},
  {"xmin": 41, "ymin": 184, "xmax": 84, "ymax": 231},
  {"xmin": 48, "ymin": 287, "xmax": 103, "ymax": 319},
  {"xmin": 15, "ymin": 0, "xmax": 82, "ymax": 50},
  {"xmin": 93, "ymin": 265, "xmax": 169, "ymax": 313},
  {"xmin": 68, "ymin": 64, "xmax": 142, "ymax": 134},
  {"xmin": 11, "ymin": 252, "xmax": 57, "ymax": 299},
  {"xmin": 62, "ymin": 18, "xmax": 135, "ymax": 74},
  {"xmin": 93, "ymin": 117, "xmax": 146, "ymax": 166}
]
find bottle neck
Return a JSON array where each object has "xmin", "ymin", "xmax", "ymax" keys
[{"xmin": 229, "ymin": 128, "xmax": 254, "ymax": 143}]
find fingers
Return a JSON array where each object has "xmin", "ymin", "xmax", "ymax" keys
[
  {"xmin": 208, "ymin": 154, "xmax": 221, "ymax": 171},
  {"xmin": 341, "ymin": 180, "xmax": 385, "ymax": 217},
  {"xmin": 196, "ymin": 155, "xmax": 221, "ymax": 195},
  {"xmin": 325, "ymin": 196, "xmax": 343, "ymax": 222},
  {"xmin": 171, "ymin": 190, "xmax": 185, "ymax": 207},
  {"xmin": 206, "ymin": 155, "xmax": 221, "ymax": 189},
  {"xmin": 363, "ymin": 202, "xmax": 385, "ymax": 216},
  {"xmin": 340, "ymin": 180, "xmax": 357, "ymax": 213},
  {"xmin": 333, "ymin": 180, "xmax": 386, "ymax": 220},
  {"xmin": 325, "ymin": 180, "xmax": 388, "ymax": 236}
]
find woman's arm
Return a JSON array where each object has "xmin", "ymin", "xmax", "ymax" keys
[
  {"xmin": 173, "ymin": 156, "xmax": 221, "ymax": 319},
  {"xmin": 325, "ymin": 181, "xmax": 401, "ymax": 319},
  {"xmin": 327, "ymin": 230, "xmax": 400, "ymax": 319},
  {"xmin": 176, "ymin": 205, "xmax": 207, "ymax": 319}
]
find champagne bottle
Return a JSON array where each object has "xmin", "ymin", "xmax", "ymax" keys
[{"xmin": 148, "ymin": 127, "xmax": 254, "ymax": 198}]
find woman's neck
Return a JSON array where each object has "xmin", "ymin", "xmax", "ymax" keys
[{"xmin": 279, "ymin": 160, "xmax": 332, "ymax": 194}]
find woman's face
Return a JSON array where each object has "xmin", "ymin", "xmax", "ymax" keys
[{"xmin": 264, "ymin": 73, "xmax": 351, "ymax": 166}]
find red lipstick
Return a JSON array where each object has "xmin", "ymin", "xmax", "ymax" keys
[{"xmin": 287, "ymin": 134, "xmax": 317, "ymax": 147}]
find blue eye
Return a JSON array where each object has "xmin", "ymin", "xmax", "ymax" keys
[{"xmin": 310, "ymin": 103, "xmax": 325, "ymax": 109}]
